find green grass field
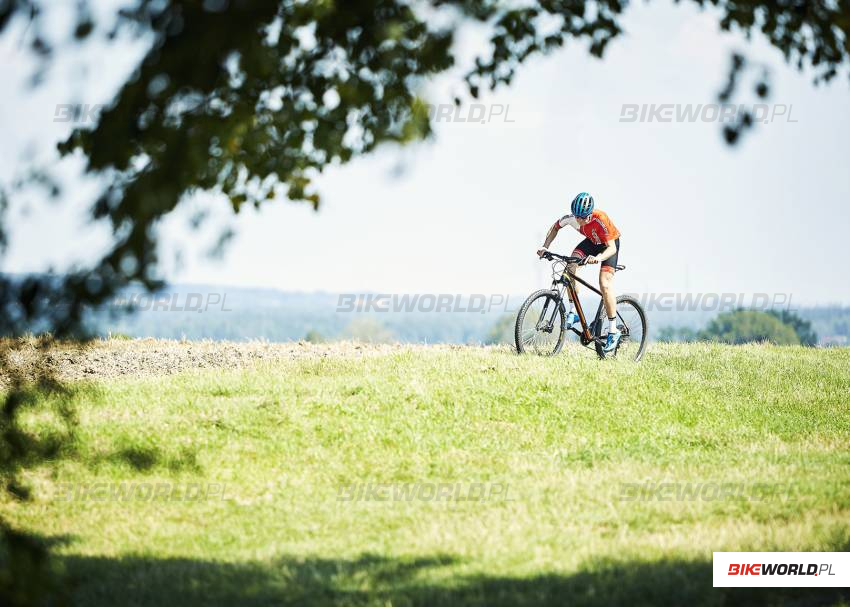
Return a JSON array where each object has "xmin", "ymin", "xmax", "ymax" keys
[{"xmin": 5, "ymin": 343, "xmax": 850, "ymax": 606}]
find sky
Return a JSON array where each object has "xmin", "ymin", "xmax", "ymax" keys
[{"xmin": 2, "ymin": 1, "xmax": 850, "ymax": 305}]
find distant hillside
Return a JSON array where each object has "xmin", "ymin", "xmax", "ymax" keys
[
  {"xmin": 87, "ymin": 285, "xmax": 505, "ymax": 344},
  {"xmin": 78, "ymin": 283, "xmax": 850, "ymax": 346}
]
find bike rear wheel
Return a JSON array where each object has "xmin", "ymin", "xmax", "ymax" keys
[
  {"xmin": 515, "ymin": 290, "xmax": 567, "ymax": 356},
  {"xmin": 594, "ymin": 295, "xmax": 648, "ymax": 361}
]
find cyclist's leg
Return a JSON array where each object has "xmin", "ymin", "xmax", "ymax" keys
[
  {"xmin": 599, "ymin": 239, "xmax": 620, "ymax": 331},
  {"xmin": 569, "ymin": 239, "xmax": 596, "ymax": 301}
]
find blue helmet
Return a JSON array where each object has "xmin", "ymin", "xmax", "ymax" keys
[{"xmin": 571, "ymin": 192, "xmax": 594, "ymax": 218}]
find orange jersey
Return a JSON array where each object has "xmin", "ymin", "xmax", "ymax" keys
[{"xmin": 557, "ymin": 209, "xmax": 621, "ymax": 244}]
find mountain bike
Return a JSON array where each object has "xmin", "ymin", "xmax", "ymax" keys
[{"xmin": 514, "ymin": 252, "xmax": 647, "ymax": 361}]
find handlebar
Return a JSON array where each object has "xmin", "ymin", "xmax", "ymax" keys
[
  {"xmin": 540, "ymin": 251, "xmax": 626, "ymax": 271},
  {"xmin": 540, "ymin": 251, "xmax": 587, "ymax": 265}
]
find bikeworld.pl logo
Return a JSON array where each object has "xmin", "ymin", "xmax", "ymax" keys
[
  {"xmin": 618, "ymin": 481, "xmax": 796, "ymax": 502},
  {"xmin": 619, "ymin": 103, "xmax": 798, "ymax": 124},
  {"xmin": 727, "ymin": 563, "xmax": 835, "ymax": 577},
  {"xmin": 714, "ymin": 552, "xmax": 849, "ymax": 587},
  {"xmin": 55, "ymin": 482, "xmax": 229, "ymax": 502},
  {"xmin": 109, "ymin": 292, "xmax": 232, "ymax": 313},
  {"xmin": 630, "ymin": 292, "xmax": 793, "ymax": 313},
  {"xmin": 337, "ymin": 293, "xmax": 512, "ymax": 314},
  {"xmin": 337, "ymin": 482, "xmax": 511, "ymax": 503}
]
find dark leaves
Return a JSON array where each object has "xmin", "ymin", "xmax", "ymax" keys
[{"xmin": 73, "ymin": 18, "xmax": 93, "ymax": 40}]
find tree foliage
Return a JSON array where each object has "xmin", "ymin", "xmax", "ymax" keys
[
  {"xmin": 698, "ymin": 309, "xmax": 801, "ymax": 345},
  {"xmin": 767, "ymin": 309, "xmax": 818, "ymax": 346},
  {"xmin": 342, "ymin": 318, "xmax": 396, "ymax": 344},
  {"xmin": 656, "ymin": 325, "xmax": 699, "ymax": 343},
  {"xmin": 1, "ymin": 0, "xmax": 849, "ymax": 334},
  {"xmin": 485, "ymin": 313, "xmax": 514, "ymax": 345}
]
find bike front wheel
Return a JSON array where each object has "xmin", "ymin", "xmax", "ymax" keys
[
  {"xmin": 595, "ymin": 295, "xmax": 648, "ymax": 361},
  {"xmin": 515, "ymin": 290, "xmax": 567, "ymax": 356}
]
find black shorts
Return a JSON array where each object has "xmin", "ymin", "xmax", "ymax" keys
[{"xmin": 572, "ymin": 238, "xmax": 620, "ymax": 273}]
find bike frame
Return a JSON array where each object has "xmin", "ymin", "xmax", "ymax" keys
[
  {"xmin": 556, "ymin": 269, "xmax": 607, "ymax": 345},
  {"xmin": 535, "ymin": 267, "xmax": 608, "ymax": 347}
]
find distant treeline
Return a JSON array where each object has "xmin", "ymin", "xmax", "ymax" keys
[{"xmin": 14, "ymin": 283, "xmax": 848, "ymax": 346}]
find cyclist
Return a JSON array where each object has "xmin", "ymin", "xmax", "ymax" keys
[{"xmin": 536, "ymin": 192, "xmax": 622, "ymax": 353}]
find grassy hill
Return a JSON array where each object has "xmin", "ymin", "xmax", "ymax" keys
[{"xmin": 4, "ymin": 342, "xmax": 850, "ymax": 606}]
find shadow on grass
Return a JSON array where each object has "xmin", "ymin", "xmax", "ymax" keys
[
  {"xmin": 84, "ymin": 443, "xmax": 202, "ymax": 474},
  {"xmin": 59, "ymin": 551, "xmax": 850, "ymax": 607}
]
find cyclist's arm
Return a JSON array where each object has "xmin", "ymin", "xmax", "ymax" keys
[
  {"xmin": 589, "ymin": 240, "xmax": 618, "ymax": 263},
  {"xmin": 539, "ymin": 215, "xmax": 579, "ymax": 254},
  {"xmin": 599, "ymin": 239, "xmax": 618, "ymax": 261},
  {"xmin": 540, "ymin": 222, "xmax": 561, "ymax": 250}
]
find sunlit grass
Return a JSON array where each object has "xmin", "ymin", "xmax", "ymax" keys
[{"xmin": 5, "ymin": 343, "xmax": 850, "ymax": 605}]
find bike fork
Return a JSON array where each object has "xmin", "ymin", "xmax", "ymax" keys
[
  {"xmin": 536, "ymin": 285, "xmax": 563, "ymax": 332},
  {"xmin": 536, "ymin": 300, "xmax": 557, "ymax": 332}
]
